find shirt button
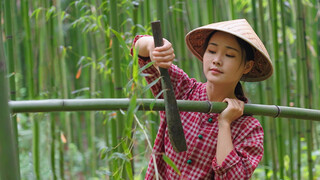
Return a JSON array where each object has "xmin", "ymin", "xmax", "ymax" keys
[
  {"xmin": 187, "ymin": 159, "xmax": 192, "ymax": 164},
  {"xmin": 198, "ymin": 134, "xmax": 203, "ymax": 139},
  {"xmin": 208, "ymin": 118, "xmax": 213, "ymax": 123}
]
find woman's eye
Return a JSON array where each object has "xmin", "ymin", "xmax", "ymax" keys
[
  {"xmin": 209, "ymin": 50, "xmax": 216, "ymax": 54},
  {"xmin": 226, "ymin": 54, "xmax": 235, "ymax": 58}
]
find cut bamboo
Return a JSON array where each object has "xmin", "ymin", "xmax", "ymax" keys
[{"xmin": 9, "ymin": 99, "xmax": 320, "ymax": 121}]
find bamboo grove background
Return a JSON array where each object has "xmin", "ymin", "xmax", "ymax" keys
[{"xmin": 1, "ymin": 0, "xmax": 319, "ymax": 179}]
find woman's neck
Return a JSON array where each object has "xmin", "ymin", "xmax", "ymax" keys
[{"xmin": 206, "ymin": 82, "xmax": 237, "ymax": 102}]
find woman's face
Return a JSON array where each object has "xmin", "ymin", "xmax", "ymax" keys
[{"xmin": 203, "ymin": 31, "xmax": 253, "ymax": 85}]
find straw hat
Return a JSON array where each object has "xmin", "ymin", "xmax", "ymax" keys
[{"xmin": 185, "ymin": 19, "xmax": 273, "ymax": 82}]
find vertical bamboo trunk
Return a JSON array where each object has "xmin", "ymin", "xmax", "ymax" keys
[
  {"xmin": 310, "ymin": 0, "xmax": 320, "ymax": 151},
  {"xmin": 3, "ymin": 0, "xmax": 21, "ymax": 175},
  {"xmin": 207, "ymin": 0, "xmax": 213, "ymax": 23},
  {"xmin": 279, "ymin": 0, "xmax": 294, "ymax": 178},
  {"xmin": 110, "ymin": 0, "xmax": 123, "ymax": 177},
  {"xmin": 269, "ymin": 0, "xmax": 285, "ymax": 179},
  {"xmin": 56, "ymin": 0, "xmax": 74, "ymax": 177},
  {"xmin": 295, "ymin": 0, "xmax": 313, "ymax": 179},
  {"xmin": 252, "ymin": 0, "xmax": 269, "ymax": 178},
  {"xmin": 0, "ymin": 10, "xmax": 21, "ymax": 179},
  {"xmin": 88, "ymin": 3, "xmax": 100, "ymax": 172},
  {"xmin": 265, "ymin": 1, "xmax": 278, "ymax": 179},
  {"xmin": 21, "ymin": 0, "xmax": 40, "ymax": 179},
  {"xmin": 229, "ymin": 0, "xmax": 236, "ymax": 19}
]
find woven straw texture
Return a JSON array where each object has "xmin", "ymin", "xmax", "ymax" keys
[{"xmin": 185, "ymin": 19, "xmax": 273, "ymax": 82}]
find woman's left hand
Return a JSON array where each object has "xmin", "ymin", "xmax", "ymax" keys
[{"xmin": 218, "ymin": 98, "xmax": 244, "ymax": 127}]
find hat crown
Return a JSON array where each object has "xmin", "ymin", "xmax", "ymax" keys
[{"xmin": 185, "ymin": 19, "xmax": 273, "ymax": 82}]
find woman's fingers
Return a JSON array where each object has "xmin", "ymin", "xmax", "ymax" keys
[
  {"xmin": 219, "ymin": 98, "xmax": 245, "ymax": 125},
  {"xmin": 150, "ymin": 38, "xmax": 175, "ymax": 69}
]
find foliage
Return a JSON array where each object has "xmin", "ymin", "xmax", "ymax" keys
[{"xmin": 1, "ymin": 0, "xmax": 319, "ymax": 179}]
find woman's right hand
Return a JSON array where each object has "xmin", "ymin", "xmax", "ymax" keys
[{"xmin": 135, "ymin": 36, "xmax": 175, "ymax": 69}]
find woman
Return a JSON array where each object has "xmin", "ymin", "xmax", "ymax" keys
[{"xmin": 132, "ymin": 19, "xmax": 273, "ymax": 179}]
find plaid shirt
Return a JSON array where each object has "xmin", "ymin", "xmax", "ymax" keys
[{"xmin": 132, "ymin": 35, "xmax": 264, "ymax": 180}]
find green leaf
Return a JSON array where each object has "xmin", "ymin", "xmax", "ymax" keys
[
  {"xmin": 162, "ymin": 154, "xmax": 181, "ymax": 175},
  {"xmin": 110, "ymin": 28, "xmax": 130, "ymax": 58},
  {"xmin": 143, "ymin": 77, "xmax": 161, "ymax": 92},
  {"xmin": 99, "ymin": 147, "xmax": 110, "ymax": 160},
  {"xmin": 139, "ymin": 61, "xmax": 154, "ymax": 74}
]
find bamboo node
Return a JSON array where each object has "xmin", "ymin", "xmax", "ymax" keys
[
  {"xmin": 207, "ymin": 101, "xmax": 213, "ymax": 113},
  {"xmin": 274, "ymin": 105, "xmax": 281, "ymax": 118}
]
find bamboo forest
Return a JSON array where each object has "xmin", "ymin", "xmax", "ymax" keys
[{"xmin": 1, "ymin": 0, "xmax": 320, "ymax": 179}]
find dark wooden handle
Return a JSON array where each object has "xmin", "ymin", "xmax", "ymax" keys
[{"xmin": 151, "ymin": 21, "xmax": 187, "ymax": 152}]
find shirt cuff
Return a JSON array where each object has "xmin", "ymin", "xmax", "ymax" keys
[{"xmin": 212, "ymin": 149, "xmax": 241, "ymax": 175}]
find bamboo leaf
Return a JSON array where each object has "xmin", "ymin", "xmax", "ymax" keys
[
  {"xmin": 162, "ymin": 154, "xmax": 181, "ymax": 175},
  {"xmin": 150, "ymin": 89, "xmax": 165, "ymax": 110},
  {"xmin": 139, "ymin": 61, "xmax": 154, "ymax": 74},
  {"xmin": 143, "ymin": 77, "xmax": 161, "ymax": 92},
  {"xmin": 110, "ymin": 29, "xmax": 130, "ymax": 57},
  {"xmin": 31, "ymin": 8, "xmax": 43, "ymax": 20},
  {"xmin": 99, "ymin": 147, "xmax": 111, "ymax": 160},
  {"xmin": 110, "ymin": 152, "xmax": 129, "ymax": 162}
]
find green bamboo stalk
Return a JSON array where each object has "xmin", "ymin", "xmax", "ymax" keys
[
  {"xmin": 269, "ymin": 0, "xmax": 285, "ymax": 178},
  {"xmin": 88, "ymin": 5, "xmax": 100, "ymax": 173},
  {"xmin": 279, "ymin": 0, "xmax": 294, "ymax": 178},
  {"xmin": 310, "ymin": 0, "xmax": 320, "ymax": 152},
  {"xmin": 56, "ymin": 0, "xmax": 74, "ymax": 178},
  {"xmin": 3, "ymin": 0, "xmax": 21, "ymax": 175},
  {"xmin": 4, "ymin": 0, "xmax": 17, "ymax": 100},
  {"xmin": 110, "ymin": 0, "xmax": 123, "ymax": 177},
  {"xmin": 265, "ymin": 2, "xmax": 278, "ymax": 180},
  {"xmin": 0, "ymin": 12, "xmax": 21, "ymax": 180},
  {"xmin": 295, "ymin": 0, "xmax": 313, "ymax": 179},
  {"xmin": 21, "ymin": 0, "xmax": 40, "ymax": 179},
  {"xmin": 252, "ymin": 0, "xmax": 269, "ymax": 178},
  {"xmin": 132, "ymin": 1, "xmax": 139, "ymax": 36},
  {"xmin": 310, "ymin": 0, "xmax": 320, "ymax": 110},
  {"xmin": 43, "ymin": 0, "xmax": 58, "ymax": 178},
  {"xmin": 50, "ymin": 116, "xmax": 57, "ymax": 180},
  {"xmin": 207, "ymin": 0, "xmax": 213, "ymax": 23},
  {"xmin": 141, "ymin": 0, "xmax": 151, "ymax": 25},
  {"xmin": 9, "ymin": 99, "xmax": 320, "ymax": 120},
  {"xmin": 229, "ymin": 0, "xmax": 236, "ymax": 19}
]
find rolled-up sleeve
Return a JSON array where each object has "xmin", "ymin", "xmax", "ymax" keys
[{"xmin": 211, "ymin": 119, "xmax": 264, "ymax": 179}]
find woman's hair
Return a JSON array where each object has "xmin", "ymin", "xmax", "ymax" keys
[
  {"xmin": 234, "ymin": 37, "xmax": 254, "ymax": 102},
  {"xmin": 204, "ymin": 31, "xmax": 255, "ymax": 102}
]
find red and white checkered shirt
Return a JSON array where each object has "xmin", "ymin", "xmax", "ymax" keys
[{"xmin": 132, "ymin": 35, "xmax": 264, "ymax": 180}]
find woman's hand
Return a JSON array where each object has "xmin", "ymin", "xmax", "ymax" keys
[
  {"xmin": 218, "ymin": 98, "xmax": 244, "ymax": 127},
  {"xmin": 149, "ymin": 38, "xmax": 175, "ymax": 69},
  {"xmin": 135, "ymin": 36, "xmax": 175, "ymax": 69}
]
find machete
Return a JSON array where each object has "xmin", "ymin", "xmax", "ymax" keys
[{"xmin": 151, "ymin": 20, "xmax": 187, "ymax": 152}]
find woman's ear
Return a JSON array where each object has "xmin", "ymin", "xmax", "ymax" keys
[{"xmin": 243, "ymin": 60, "xmax": 254, "ymax": 74}]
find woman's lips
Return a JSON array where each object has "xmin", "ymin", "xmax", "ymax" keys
[{"xmin": 210, "ymin": 68, "xmax": 223, "ymax": 74}]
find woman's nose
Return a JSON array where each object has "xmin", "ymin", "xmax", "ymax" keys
[{"xmin": 212, "ymin": 55, "xmax": 222, "ymax": 66}]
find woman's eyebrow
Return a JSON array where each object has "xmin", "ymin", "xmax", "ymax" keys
[{"xmin": 209, "ymin": 42, "xmax": 240, "ymax": 52}]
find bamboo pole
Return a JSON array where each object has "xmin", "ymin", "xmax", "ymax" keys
[
  {"xmin": 252, "ymin": 1, "xmax": 269, "ymax": 178},
  {"xmin": 3, "ymin": 0, "xmax": 21, "ymax": 176},
  {"xmin": 110, "ymin": 0, "xmax": 124, "ymax": 177},
  {"xmin": 295, "ymin": 0, "xmax": 314, "ymax": 179},
  {"xmin": 9, "ymin": 99, "xmax": 320, "ymax": 120},
  {"xmin": 0, "ymin": 16, "xmax": 21, "ymax": 179},
  {"xmin": 279, "ymin": 0, "xmax": 294, "ymax": 178},
  {"xmin": 20, "ymin": 0, "xmax": 41, "ymax": 179}
]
